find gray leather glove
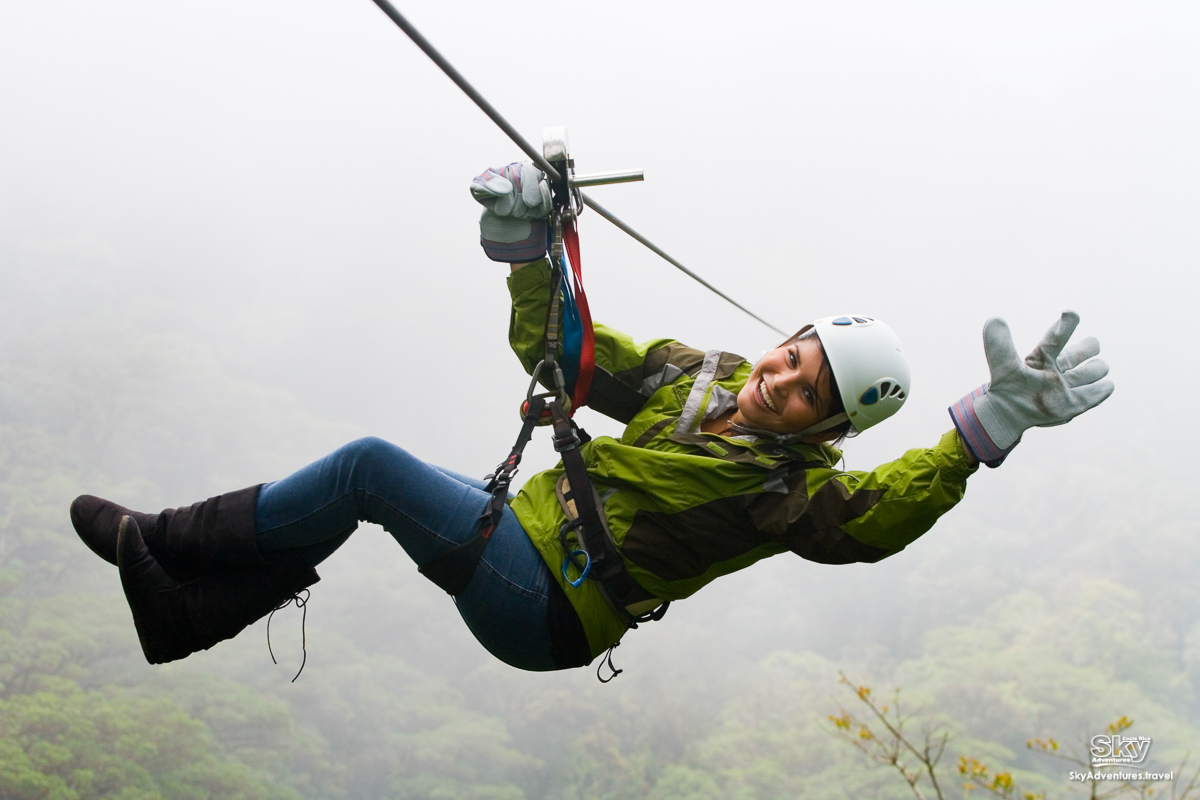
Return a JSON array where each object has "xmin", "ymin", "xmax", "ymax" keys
[
  {"xmin": 949, "ymin": 311, "xmax": 1114, "ymax": 467},
  {"xmin": 470, "ymin": 162, "xmax": 552, "ymax": 262}
]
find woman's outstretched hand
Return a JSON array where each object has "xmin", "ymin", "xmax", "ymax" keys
[
  {"xmin": 949, "ymin": 311, "xmax": 1114, "ymax": 467},
  {"xmin": 470, "ymin": 162, "xmax": 553, "ymax": 263}
]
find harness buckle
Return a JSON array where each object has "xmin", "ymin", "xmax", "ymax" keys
[{"xmin": 552, "ymin": 427, "xmax": 580, "ymax": 453}]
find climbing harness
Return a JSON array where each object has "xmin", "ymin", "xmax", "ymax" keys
[
  {"xmin": 365, "ymin": 0, "xmax": 792, "ymax": 677},
  {"xmin": 551, "ymin": 398, "xmax": 670, "ymax": 628},
  {"xmin": 418, "ymin": 394, "xmax": 546, "ymax": 595},
  {"xmin": 418, "ymin": 127, "xmax": 670, "ymax": 674}
]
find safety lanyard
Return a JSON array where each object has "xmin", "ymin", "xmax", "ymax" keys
[{"xmin": 563, "ymin": 221, "xmax": 594, "ymax": 411}]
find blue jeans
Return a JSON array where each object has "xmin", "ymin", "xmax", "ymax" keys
[{"xmin": 254, "ymin": 437, "xmax": 589, "ymax": 672}]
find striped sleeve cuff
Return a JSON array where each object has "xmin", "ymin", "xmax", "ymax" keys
[
  {"xmin": 481, "ymin": 219, "xmax": 549, "ymax": 263},
  {"xmin": 948, "ymin": 384, "xmax": 1016, "ymax": 468}
]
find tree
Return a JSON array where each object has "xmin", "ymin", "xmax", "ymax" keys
[
  {"xmin": 0, "ymin": 680, "xmax": 298, "ymax": 800},
  {"xmin": 827, "ymin": 673, "xmax": 1200, "ymax": 800}
]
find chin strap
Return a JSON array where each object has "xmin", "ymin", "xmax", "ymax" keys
[
  {"xmin": 726, "ymin": 422, "xmax": 804, "ymax": 444},
  {"xmin": 798, "ymin": 412, "xmax": 850, "ymax": 436},
  {"xmin": 727, "ymin": 410, "xmax": 851, "ymax": 442}
]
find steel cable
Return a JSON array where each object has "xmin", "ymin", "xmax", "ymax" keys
[{"xmin": 368, "ymin": 0, "xmax": 787, "ymax": 337}]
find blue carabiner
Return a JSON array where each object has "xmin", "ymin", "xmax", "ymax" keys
[{"xmin": 561, "ymin": 550, "xmax": 591, "ymax": 588}]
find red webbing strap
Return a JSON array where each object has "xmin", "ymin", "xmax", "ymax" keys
[{"xmin": 563, "ymin": 219, "xmax": 594, "ymax": 411}]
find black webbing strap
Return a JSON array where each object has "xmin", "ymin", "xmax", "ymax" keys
[
  {"xmin": 419, "ymin": 397, "xmax": 547, "ymax": 595},
  {"xmin": 549, "ymin": 401, "xmax": 668, "ymax": 627}
]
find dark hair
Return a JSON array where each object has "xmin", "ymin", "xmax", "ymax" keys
[{"xmin": 780, "ymin": 327, "xmax": 855, "ymax": 446}]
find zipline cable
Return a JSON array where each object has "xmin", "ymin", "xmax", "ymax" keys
[
  {"xmin": 366, "ymin": 0, "xmax": 560, "ymax": 182},
  {"xmin": 580, "ymin": 194, "xmax": 788, "ymax": 337},
  {"xmin": 367, "ymin": 0, "xmax": 788, "ymax": 338}
]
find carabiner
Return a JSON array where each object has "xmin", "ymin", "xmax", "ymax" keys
[
  {"xmin": 525, "ymin": 360, "xmax": 572, "ymax": 414},
  {"xmin": 561, "ymin": 550, "xmax": 591, "ymax": 588}
]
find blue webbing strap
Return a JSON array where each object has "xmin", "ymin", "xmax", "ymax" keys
[{"xmin": 559, "ymin": 253, "xmax": 583, "ymax": 397}]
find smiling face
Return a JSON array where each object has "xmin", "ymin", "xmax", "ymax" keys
[{"xmin": 732, "ymin": 336, "xmax": 837, "ymax": 436}]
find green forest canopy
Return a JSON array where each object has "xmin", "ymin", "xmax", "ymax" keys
[{"xmin": 1, "ymin": 243, "xmax": 1198, "ymax": 799}]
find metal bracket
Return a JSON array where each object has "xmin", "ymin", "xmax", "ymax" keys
[{"xmin": 543, "ymin": 125, "xmax": 642, "ymax": 221}]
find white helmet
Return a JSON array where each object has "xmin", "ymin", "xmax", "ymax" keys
[{"xmin": 800, "ymin": 315, "xmax": 911, "ymax": 435}]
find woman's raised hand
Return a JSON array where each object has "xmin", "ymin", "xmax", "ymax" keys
[
  {"xmin": 471, "ymin": 162, "xmax": 552, "ymax": 218},
  {"xmin": 949, "ymin": 311, "xmax": 1114, "ymax": 467},
  {"xmin": 470, "ymin": 162, "xmax": 553, "ymax": 263}
]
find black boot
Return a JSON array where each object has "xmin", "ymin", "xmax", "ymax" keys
[
  {"xmin": 71, "ymin": 486, "xmax": 264, "ymax": 575},
  {"xmin": 116, "ymin": 515, "xmax": 320, "ymax": 664}
]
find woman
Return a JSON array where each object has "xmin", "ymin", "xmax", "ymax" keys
[{"xmin": 70, "ymin": 163, "xmax": 1114, "ymax": 674}]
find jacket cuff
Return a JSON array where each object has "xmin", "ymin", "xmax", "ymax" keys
[
  {"xmin": 948, "ymin": 384, "xmax": 1016, "ymax": 468},
  {"xmin": 937, "ymin": 429, "xmax": 981, "ymax": 481},
  {"xmin": 506, "ymin": 258, "xmax": 552, "ymax": 296}
]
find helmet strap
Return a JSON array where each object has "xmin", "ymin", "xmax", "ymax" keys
[{"xmin": 799, "ymin": 412, "xmax": 849, "ymax": 436}]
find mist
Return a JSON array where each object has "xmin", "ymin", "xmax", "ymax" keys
[{"xmin": 2, "ymin": 1, "xmax": 1198, "ymax": 797}]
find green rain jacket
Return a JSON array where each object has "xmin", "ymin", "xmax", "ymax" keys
[{"xmin": 506, "ymin": 260, "xmax": 978, "ymax": 658}]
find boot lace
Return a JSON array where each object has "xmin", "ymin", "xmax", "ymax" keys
[{"xmin": 267, "ymin": 589, "xmax": 309, "ymax": 682}]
